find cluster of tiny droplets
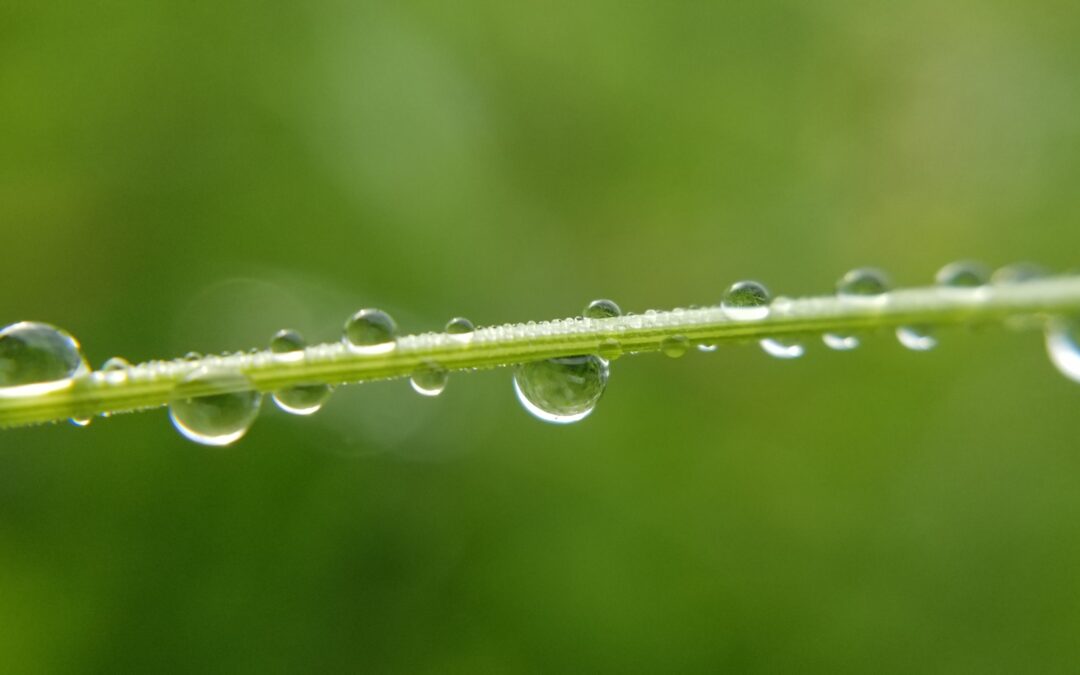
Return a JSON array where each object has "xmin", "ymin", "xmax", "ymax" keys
[{"xmin": 0, "ymin": 261, "xmax": 1077, "ymax": 444}]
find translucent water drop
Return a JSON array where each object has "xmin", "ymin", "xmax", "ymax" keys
[
  {"xmin": 721, "ymin": 281, "xmax": 771, "ymax": 321},
  {"xmin": 344, "ymin": 309, "xmax": 398, "ymax": 354},
  {"xmin": 184, "ymin": 351, "xmax": 203, "ymax": 362},
  {"xmin": 410, "ymin": 361, "xmax": 449, "ymax": 397},
  {"xmin": 0, "ymin": 322, "xmax": 88, "ymax": 395},
  {"xmin": 697, "ymin": 344, "xmax": 718, "ymax": 353},
  {"xmin": 837, "ymin": 267, "xmax": 890, "ymax": 301},
  {"xmin": 661, "ymin": 335, "xmax": 689, "ymax": 358},
  {"xmin": 583, "ymin": 299, "xmax": 622, "ymax": 319},
  {"xmin": 1045, "ymin": 318, "xmax": 1080, "ymax": 383},
  {"xmin": 598, "ymin": 338, "xmax": 623, "ymax": 361},
  {"xmin": 101, "ymin": 356, "xmax": 131, "ymax": 371},
  {"xmin": 169, "ymin": 369, "xmax": 262, "ymax": 446},
  {"xmin": 70, "ymin": 417, "xmax": 92, "ymax": 427},
  {"xmin": 269, "ymin": 329, "xmax": 331, "ymax": 415},
  {"xmin": 513, "ymin": 355, "xmax": 609, "ymax": 424},
  {"xmin": 760, "ymin": 338, "xmax": 805, "ymax": 359},
  {"xmin": 896, "ymin": 326, "xmax": 937, "ymax": 351},
  {"xmin": 822, "ymin": 333, "xmax": 859, "ymax": 351},
  {"xmin": 445, "ymin": 317, "xmax": 475, "ymax": 342},
  {"xmin": 993, "ymin": 262, "xmax": 1048, "ymax": 285},
  {"xmin": 936, "ymin": 261, "xmax": 990, "ymax": 288}
]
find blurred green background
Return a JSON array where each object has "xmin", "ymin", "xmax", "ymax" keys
[{"xmin": 3, "ymin": 1, "xmax": 1080, "ymax": 672}]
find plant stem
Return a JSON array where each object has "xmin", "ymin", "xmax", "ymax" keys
[{"xmin": 3, "ymin": 276, "xmax": 1080, "ymax": 428}]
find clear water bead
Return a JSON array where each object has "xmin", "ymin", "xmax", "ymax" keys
[
  {"xmin": 445, "ymin": 317, "xmax": 476, "ymax": 342},
  {"xmin": 583, "ymin": 299, "xmax": 622, "ymax": 319},
  {"xmin": 837, "ymin": 267, "xmax": 890, "ymax": 301},
  {"xmin": 661, "ymin": 335, "xmax": 689, "ymax": 358},
  {"xmin": 513, "ymin": 355, "xmax": 609, "ymax": 424},
  {"xmin": 993, "ymin": 262, "xmax": 1048, "ymax": 285},
  {"xmin": 269, "ymin": 329, "xmax": 332, "ymax": 415},
  {"xmin": 721, "ymin": 281, "xmax": 771, "ymax": 321},
  {"xmin": 344, "ymin": 309, "xmax": 398, "ymax": 354},
  {"xmin": 410, "ymin": 361, "xmax": 449, "ymax": 397},
  {"xmin": 169, "ymin": 369, "xmax": 262, "ymax": 446},
  {"xmin": 1045, "ymin": 318, "xmax": 1080, "ymax": 383},
  {"xmin": 0, "ymin": 322, "xmax": 88, "ymax": 394},
  {"xmin": 896, "ymin": 326, "xmax": 937, "ymax": 351},
  {"xmin": 760, "ymin": 338, "xmax": 805, "ymax": 359},
  {"xmin": 936, "ymin": 261, "xmax": 990, "ymax": 288},
  {"xmin": 598, "ymin": 338, "xmax": 623, "ymax": 361}
]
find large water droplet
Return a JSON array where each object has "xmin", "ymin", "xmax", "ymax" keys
[
  {"xmin": 721, "ymin": 281, "xmax": 770, "ymax": 321},
  {"xmin": 896, "ymin": 326, "xmax": 937, "ymax": 351},
  {"xmin": 344, "ymin": 309, "xmax": 398, "ymax": 354},
  {"xmin": 445, "ymin": 317, "xmax": 475, "ymax": 343},
  {"xmin": 1045, "ymin": 318, "xmax": 1080, "ymax": 383},
  {"xmin": 936, "ymin": 260, "xmax": 990, "ymax": 288},
  {"xmin": 410, "ymin": 361, "xmax": 449, "ymax": 397},
  {"xmin": 169, "ymin": 369, "xmax": 262, "ymax": 446},
  {"xmin": 0, "ymin": 322, "xmax": 88, "ymax": 395},
  {"xmin": 269, "ymin": 329, "xmax": 332, "ymax": 415},
  {"xmin": 513, "ymin": 355, "xmax": 609, "ymax": 424},
  {"xmin": 661, "ymin": 335, "xmax": 689, "ymax": 358},
  {"xmin": 837, "ymin": 267, "xmax": 890, "ymax": 301},
  {"xmin": 760, "ymin": 338, "xmax": 805, "ymax": 359},
  {"xmin": 583, "ymin": 299, "xmax": 622, "ymax": 319}
]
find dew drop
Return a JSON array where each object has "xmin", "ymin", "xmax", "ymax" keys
[
  {"xmin": 1045, "ymin": 318, "xmax": 1080, "ymax": 383},
  {"xmin": 0, "ymin": 322, "xmax": 88, "ymax": 395},
  {"xmin": 184, "ymin": 351, "xmax": 203, "ymax": 362},
  {"xmin": 936, "ymin": 260, "xmax": 990, "ymax": 288},
  {"xmin": 169, "ymin": 369, "xmax": 262, "ymax": 446},
  {"xmin": 697, "ymin": 344, "xmax": 718, "ymax": 353},
  {"xmin": 513, "ymin": 355, "xmax": 609, "ymax": 424},
  {"xmin": 661, "ymin": 335, "xmax": 689, "ymax": 358},
  {"xmin": 598, "ymin": 338, "xmax": 623, "ymax": 361},
  {"xmin": 70, "ymin": 417, "xmax": 92, "ymax": 427},
  {"xmin": 101, "ymin": 356, "xmax": 131, "ymax": 372},
  {"xmin": 269, "ymin": 329, "xmax": 332, "ymax": 416},
  {"xmin": 721, "ymin": 281, "xmax": 771, "ymax": 321},
  {"xmin": 822, "ymin": 333, "xmax": 859, "ymax": 351},
  {"xmin": 896, "ymin": 326, "xmax": 937, "ymax": 351},
  {"xmin": 760, "ymin": 338, "xmax": 805, "ymax": 359},
  {"xmin": 410, "ymin": 361, "xmax": 449, "ymax": 397},
  {"xmin": 837, "ymin": 267, "xmax": 890, "ymax": 301},
  {"xmin": 583, "ymin": 299, "xmax": 622, "ymax": 319},
  {"xmin": 344, "ymin": 309, "xmax": 398, "ymax": 354},
  {"xmin": 993, "ymin": 262, "xmax": 1048, "ymax": 285},
  {"xmin": 445, "ymin": 316, "xmax": 475, "ymax": 342}
]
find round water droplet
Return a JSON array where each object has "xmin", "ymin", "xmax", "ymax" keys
[
  {"xmin": 722, "ymin": 281, "xmax": 771, "ymax": 321},
  {"xmin": 583, "ymin": 299, "xmax": 622, "ymax": 319},
  {"xmin": 268, "ymin": 329, "xmax": 332, "ymax": 415},
  {"xmin": 896, "ymin": 326, "xmax": 937, "ymax": 351},
  {"xmin": 70, "ymin": 416, "xmax": 92, "ymax": 427},
  {"xmin": 101, "ymin": 356, "xmax": 131, "ymax": 371},
  {"xmin": 344, "ymin": 309, "xmax": 398, "ymax": 354},
  {"xmin": 445, "ymin": 316, "xmax": 475, "ymax": 342},
  {"xmin": 661, "ymin": 335, "xmax": 689, "ymax": 358},
  {"xmin": 598, "ymin": 338, "xmax": 623, "ymax": 361},
  {"xmin": 992, "ymin": 262, "xmax": 1048, "ymax": 285},
  {"xmin": 1045, "ymin": 318, "xmax": 1080, "ymax": 383},
  {"xmin": 169, "ymin": 369, "xmax": 262, "ymax": 446},
  {"xmin": 513, "ymin": 355, "xmax": 609, "ymax": 424},
  {"xmin": 410, "ymin": 361, "xmax": 449, "ymax": 397},
  {"xmin": 184, "ymin": 351, "xmax": 203, "ymax": 362},
  {"xmin": 837, "ymin": 267, "xmax": 890, "ymax": 300},
  {"xmin": 0, "ymin": 322, "xmax": 88, "ymax": 394},
  {"xmin": 760, "ymin": 338, "xmax": 805, "ymax": 359},
  {"xmin": 822, "ymin": 333, "xmax": 859, "ymax": 351},
  {"xmin": 936, "ymin": 261, "xmax": 990, "ymax": 288}
]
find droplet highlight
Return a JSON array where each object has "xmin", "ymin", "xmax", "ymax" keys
[
  {"xmin": 1045, "ymin": 318, "xmax": 1080, "ymax": 383},
  {"xmin": 721, "ymin": 281, "xmax": 771, "ymax": 321},
  {"xmin": 583, "ymin": 299, "xmax": 622, "ymax": 319},
  {"xmin": 513, "ymin": 355, "xmax": 609, "ymax": 424},
  {"xmin": 822, "ymin": 334, "xmax": 859, "ymax": 351},
  {"xmin": 169, "ymin": 369, "xmax": 262, "ymax": 446},
  {"xmin": 269, "ymin": 329, "xmax": 331, "ymax": 415},
  {"xmin": 410, "ymin": 361, "xmax": 449, "ymax": 397},
  {"xmin": 896, "ymin": 326, "xmax": 937, "ymax": 351},
  {"xmin": 344, "ymin": 309, "xmax": 398, "ymax": 354},
  {"xmin": 0, "ymin": 322, "xmax": 88, "ymax": 395},
  {"xmin": 760, "ymin": 338, "xmax": 805, "ymax": 359}
]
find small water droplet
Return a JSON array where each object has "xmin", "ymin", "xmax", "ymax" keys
[
  {"xmin": 760, "ymin": 338, "xmax": 805, "ymax": 359},
  {"xmin": 722, "ymin": 281, "xmax": 771, "ymax": 321},
  {"xmin": 70, "ymin": 416, "xmax": 92, "ymax": 427},
  {"xmin": 661, "ymin": 335, "xmax": 689, "ymax": 358},
  {"xmin": 598, "ymin": 338, "xmax": 623, "ymax": 361},
  {"xmin": 822, "ymin": 333, "xmax": 859, "ymax": 351},
  {"xmin": 583, "ymin": 299, "xmax": 622, "ymax": 319},
  {"xmin": 1045, "ymin": 318, "xmax": 1080, "ymax": 383},
  {"xmin": 344, "ymin": 309, "xmax": 398, "ymax": 354},
  {"xmin": 513, "ymin": 355, "xmax": 609, "ymax": 424},
  {"xmin": 697, "ymin": 344, "xmax": 718, "ymax": 353},
  {"xmin": 445, "ymin": 317, "xmax": 475, "ymax": 342},
  {"xmin": 410, "ymin": 361, "xmax": 449, "ymax": 397},
  {"xmin": 101, "ymin": 357, "xmax": 130, "ymax": 371},
  {"xmin": 837, "ymin": 267, "xmax": 890, "ymax": 301},
  {"xmin": 268, "ymin": 330, "xmax": 331, "ymax": 415},
  {"xmin": 184, "ymin": 351, "xmax": 203, "ymax": 362},
  {"xmin": 896, "ymin": 326, "xmax": 937, "ymax": 351},
  {"xmin": 169, "ymin": 369, "xmax": 262, "ymax": 446},
  {"xmin": 936, "ymin": 261, "xmax": 990, "ymax": 288},
  {"xmin": 0, "ymin": 322, "xmax": 88, "ymax": 395},
  {"xmin": 993, "ymin": 262, "xmax": 1048, "ymax": 285}
]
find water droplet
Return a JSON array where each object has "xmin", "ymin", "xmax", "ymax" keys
[
  {"xmin": 101, "ymin": 357, "xmax": 130, "ymax": 371},
  {"xmin": 410, "ymin": 361, "xmax": 449, "ymax": 397},
  {"xmin": 896, "ymin": 326, "xmax": 937, "ymax": 351},
  {"xmin": 722, "ymin": 281, "xmax": 771, "ymax": 321},
  {"xmin": 1046, "ymin": 319, "xmax": 1080, "ymax": 383},
  {"xmin": 598, "ymin": 338, "xmax": 623, "ymax": 361},
  {"xmin": 445, "ymin": 316, "xmax": 475, "ymax": 342},
  {"xmin": 169, "ymin": 369, "xmax": 262, "ymax": 446},
  {"xmin": 993, "ymin": 262, "xmax": 1048, "ymax": 285},
  {"xmin": 936, "ymin": 261, "xmax": 990, "ymax": 288},
  {"xmin": 822, "ymin": 333, "xmax": 859, "ymax": 351},
  {"xmin": 697, "ymin": 344, "xmax": 718, "ymax": 353},
  {"xmin": 268, "ymin": 329, "xmax": 331, "ymax": 415},
  {"xmin": 70, "ymin": 416, "xmax": 92, "ymax": 427},
  {"xmin": 661, "ymin": 335, "xmax": 689, "ymax": 358},
  {"xmin": 583, "ymin": 299, "xmax": 622, "ymax": 319},
  {"xmin": 344, "ymin": 309, "xmax": 398, "ymax": 354},
  {"xmin": 760, "ymin": 338, "xmax": 805, "ymax": 359},
  {"xmin": 837, "ymin": 267, "xmax": 890, "ymax": 301},
  {"xmin": 0, "ymin": 322, "xmax": 88, "ymax": 395},
  {"xmin": 184, "ymin": 351, "xmax": 203, "ymax": 362},
  {"xmin": 513, "ymin": 355, "xmax": 609, "ymax": 424}
]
